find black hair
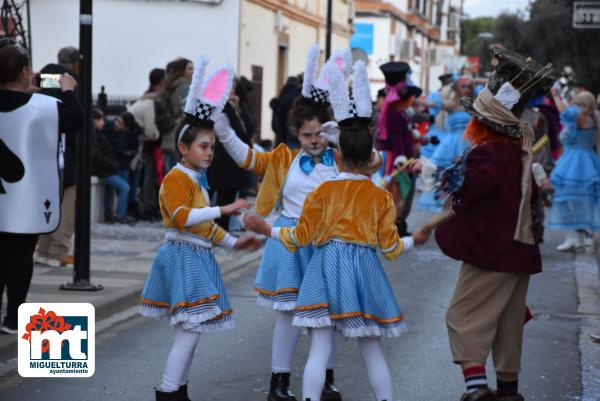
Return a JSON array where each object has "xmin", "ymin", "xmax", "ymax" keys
[
  {"xmin": 120, "ymin": 111, "xmax": 136, "ymax": 128},
  {"xmin": 289, "ymin": 96, "xmax": 332, "ymax": 130},
  {"xmin": 174, "ymin": 114, "xmax": 215, "ymax": 156},
  {"xmin": 91, "ymin": 107, "xmax": 104, "ymax": 120},
  {"xmin": 149, "ymin": 68, "xmax": 165, "ymax": 86},
  {"xmin": 0, "ymin": 42, "xmax": 29, "ymax": 84},
  {"xmin": 338, "ymin": 120, "xmax": 373, "ymax": 168}
]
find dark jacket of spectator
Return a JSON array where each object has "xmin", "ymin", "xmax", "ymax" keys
[
  {"xmin": 208, "ymin": 102, "xmax": 252, "ymax": 191},
  {"xmin": 92, "ymin": 130, "xmax": 120, "ymax": 178},
  {"xmin": 105, "ymin": 119, "xmax": 140, "ymax": 170}
]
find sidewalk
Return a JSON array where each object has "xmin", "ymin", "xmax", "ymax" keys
[{"xmin": 0, "ymin": 220, "xmax": 262, "ymax": 365}]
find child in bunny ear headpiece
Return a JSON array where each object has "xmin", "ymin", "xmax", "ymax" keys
[
  {"xmin": 139, "ymin": 56, "xmax": 261, "ymax": 401},
  {"xmin": 243, "ymin": 60, "xmax": 429, "ymax": 401},
  {"xmin": 212, "ymin": 43, "xmax": 376, "ymax": 401}
]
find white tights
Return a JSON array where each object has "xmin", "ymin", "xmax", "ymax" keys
[
  {"xmin": 160, "ymin": 326, "xmax": 201, "ymax": 393},
  {"xmin": 303, "ymin": 327, "xmax": 392, "ymax": 401},
  {"xmin": 271, "ymin": 311, "xmax": 337, "ymax": 373}
]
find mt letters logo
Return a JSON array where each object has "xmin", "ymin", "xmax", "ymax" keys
[{"xmin": 18, "ymin": 303, "xmax": 95, "ymax": 377}]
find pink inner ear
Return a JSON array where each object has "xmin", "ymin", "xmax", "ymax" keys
[
  {"xmin": 322, "ymin": 74, "xmax": 329, "ymax": 85},
  {"xmin": 335, "ymin": 57, "xmax": 344, "ymax": 69},
  {"xmin": 202, "ymin": 70, "xmax": 228, "ymax": 103}
]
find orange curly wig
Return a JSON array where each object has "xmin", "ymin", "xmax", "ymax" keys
[{"xmin": 463, "ymin": 118, "xmax": 522, "ymax": 147}]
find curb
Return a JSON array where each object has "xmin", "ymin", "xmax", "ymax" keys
[{"xmin": 0, "ymin": 249, "xmax": 262, "ymax": 375}]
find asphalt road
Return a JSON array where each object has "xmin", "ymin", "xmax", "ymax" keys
[{"xmin": 0, "ymin": 210, "xmax": 586, "ymax": 401}]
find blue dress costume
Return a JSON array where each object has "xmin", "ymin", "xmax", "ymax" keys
[
  {"xmin": 549, "ymin": 105, "xmax": 600, "ymax": 231},
  {"xmin": 139, "ymin": 166, "xmax": 234, "ymax": 333},
  {"xmin": 420, "ymin": 91, "xmax": 446, "ymax": 159},
  {"xmin": 255, "ymin": 215, "xmax": 315, "ymax": 310},
  {"xmin": 418, "ymin": 110, "xmax": 471, "ymax": 211}
]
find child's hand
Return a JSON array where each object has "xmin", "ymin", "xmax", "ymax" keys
[
  {"xmin": 411, "ymin": 228, "xmax": 431, "ymax": 246},
  {"xmin": 243, "ymin": 214, "xmax": 271, "ymax": 237},
  {"xmin": 234, "ymin": 236, "xmax": 263, "ymax": 251},
  {"xmin": 220, "ymin": 198, "xmax": 251, "ymax": 216},
  {"xmin": 407, "ymin": 159, "xmax": 424, "ymax": 174}
]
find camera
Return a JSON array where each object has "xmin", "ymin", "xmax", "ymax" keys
[{"xmin": 39, "ymin": 73, "xmax": 62, "ymax": 89}]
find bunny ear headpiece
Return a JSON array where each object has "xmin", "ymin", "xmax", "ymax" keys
[
  {"xmin": 182, "ymin": 56, "xmax": 235, "ymax": 126},
  {"xmin": 302, "ymin": 44, "xmax": 352, "ymax": 104},
  {"xmin": 327, "ymin": 60, "xmax": 372, "ymax": 126}
]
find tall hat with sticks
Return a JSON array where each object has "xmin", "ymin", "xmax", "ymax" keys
[
  {"xmin": 301, "ymin": 44, "xmax": 352, "ymax": 105},
  {"xmin": 461, "ymin": 46, "xmax": 556, "ymax": 138},
  {"xmin": 179, "ymin": 56, "xmax": 234, "ymax": 136}
]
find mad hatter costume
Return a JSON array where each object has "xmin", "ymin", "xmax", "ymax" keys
[
  {"xmin": 139, "ymin": 57, "xmax": 243, "ymax": 401},
  {"xmin": 213, "ymin": 44, "xmax": 367, "ymax": 401},
  {"xmin": 428, "ymin": 46, "xmax": 554, "ymax": 401}
]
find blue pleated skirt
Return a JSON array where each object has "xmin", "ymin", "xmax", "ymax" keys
[
  {"xmin": 139, "ymin": 240, "xmax": 234, "ymax": 333},
  {"xmin": 255, "ymin": 215, "xmax": 315, "ymax": 311},
  {"xmin": 293, "ymin": 241, "xmax": 407, "ymax": 338},
  {"xmin": 549, "ymin": 147, "xmax": 600, "ymax": 231}
]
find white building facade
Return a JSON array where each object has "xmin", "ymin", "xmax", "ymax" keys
[
  {"xmin": 27, "ymin": 0, "xmax": 354, "ymax": 139},
  {"xmin": 352, "ymin": 0, "xmax": 463, "ymax": 97}
]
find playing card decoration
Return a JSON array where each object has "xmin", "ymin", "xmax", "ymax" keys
[
  {"xmin": 0, "ymin": 93, "xmax": 61, "ymax": 234},
  {"xmin": 0, "ymin": 139, "xmax": 25, "ymax": 194}
]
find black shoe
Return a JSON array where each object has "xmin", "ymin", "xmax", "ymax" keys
[
  {"xmin": 177, "ymin": 384, "xmax": 191, "ymax": 401},
  {"xmin": 460, "ymin": 388, "xmax": 497, "ymax": 401},
  {"xmin": 155, "ymin": 389, "xmax": 179, "ymax": 401},
  {"xmin": 268, "ymin": 372, "xmax": 297, "ymax": 401},
  {"xmin": 495, "ymin": 393, "xmax": 524, "ymax": 401},
  {"xmin": 0, "ymin": 317, "xmax": 17, "ymax": 335},
  {"xmin": 114, "ymin": 216, "xmax": 137, "ymax": 225},
  {"xmin": 321, "ymin": 369, "xmax": 342, "ymax": 401}
]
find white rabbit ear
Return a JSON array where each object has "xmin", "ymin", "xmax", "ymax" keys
[
  {"xmin": 184, "ymin": 56, "xmax": 209, "ymax": 115},
  {"xmin": 351, "ymin": 60, "xmax": 372, "ymax": 118},
  {"xmin": 302, "ymin": 43, "xmax": 321, "ymax": 98},
  {"xmin": 315, "ymin": 48, "xmax": 352, "ymax": 90},
  {"xmin": 326, "ymin": 62, "xmax": 352, "ymax": 122},
  {"xmin": 199, "ymin": 63, "xmax": 235, "ymax": 113}
]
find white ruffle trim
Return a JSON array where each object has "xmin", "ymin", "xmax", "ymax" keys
[
  {"xmin": 292, "ymin": 316, "xmax": 408, "ymax": 338},
  {"xmin": 139, "ymin": 305, "xmax": 234, "ymax": 332},
  {"xmin": 256, "ymin": 297, "xmax": 296, "ymax": 311}
]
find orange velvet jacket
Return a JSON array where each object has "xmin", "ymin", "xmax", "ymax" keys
[
  {"xmin": 159, "ymin": 168, "xmax": 228, "ymax": 246},
  {"xmin": 240, "ymin": 144, "xmax": 382, "ymax": 217},
  {"xmin": 278, "ymin": 177, "xmax": 407, "ymax": 261}
]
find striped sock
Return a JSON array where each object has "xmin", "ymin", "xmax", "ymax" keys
[{"xmin": 463, "ymin": 365, "xmax": 488, "ymax": 393}]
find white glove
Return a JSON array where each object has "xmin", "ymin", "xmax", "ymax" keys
[
  {"xmin": 393, "ymin": 155, "xmax": 408, "ymax": 167},
  {"xmin": 319, "ymin": 121, "xmax": 340, "ymax": 146},
  {"xmin": 212, "ymin": 111, "xmax": 234, "ymax": 139},
  {"xmin": 415, "ymin": 157, "xmax": 438, "ymax": 192}
]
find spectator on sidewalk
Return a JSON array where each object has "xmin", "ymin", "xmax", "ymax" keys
[
  {"xmin": 275, "ymin": 76, "xmax": 302, "ymax": 148},
  {"xmin": 91, "ymin": 108, "xmax": 134, "ymax": 224},
  {"xmin": 35, "ymin": 46, "xmax": 81, "ymax": 268},
  {"xmin": 160, "ymin": 58, "xmax": 192, "ymax": 172},
  {"xmin": 208, "ymin": 78, "xmax": 253, "ymax": 231},
  {"xmin": 128, "ymin": 68, "xmax": 165, "ymax": 220},
  {"xmin": 0, "ymin": 39, "xmax": 82, "ymax": 334},
  {"xmin": 105, "ymin": 111, "xmax": 140, "ymax": 220}
]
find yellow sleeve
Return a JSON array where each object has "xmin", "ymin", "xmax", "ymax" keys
[
  {"xmin": 211, "ymin": 223, "xmax": 228, "ymax": 246},
  {"xmin": 161, "ymin": 174, "xmax": 194, "ymax": 230},
  {"xmin": 279, "ymin": 189, "xmax": 324, "ymax": 251},
  {"xmin": 241, "ymin": 143, "xmax": 290, "ymax": 175},
  {"xmin": 377, "ymin": 192, "xmax": 405, "ymax": 261}
]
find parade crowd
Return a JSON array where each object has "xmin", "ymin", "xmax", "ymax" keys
[{"xmin": 1, "ymin": 38, "xmax": 599, "ymax": 401}]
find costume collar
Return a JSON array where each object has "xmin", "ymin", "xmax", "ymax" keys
[{"xmin": 333, "ymin": 172, "xmax": 369, "ymax": 181}]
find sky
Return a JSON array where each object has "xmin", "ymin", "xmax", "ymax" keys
[{"xmin": 463, "ymin": 0, "xmax": 530, "ymax": 18}]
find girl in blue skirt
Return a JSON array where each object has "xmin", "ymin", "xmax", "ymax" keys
[
  {"xmin": 245, "ymin": 61, "xmax": 429, "ymax": 401},
  {"xmin": 549, "ymin": 89, "xmax": 600, "ymax": 251},
  {"xmin": 139, "ymin": 58, "xmax": 258, "ymax": 401}
]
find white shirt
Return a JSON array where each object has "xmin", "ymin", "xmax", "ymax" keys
[{"xmin": 281, "ymin": 151, "xmax": 338, "ymax": 219}]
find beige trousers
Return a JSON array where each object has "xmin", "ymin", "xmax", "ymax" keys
[
  {"xmin": 37, "ymin": 185, "xmax": 76, "ymax": 258},
  {"xmin": 445, "ymin": 263, "xmax": 530, "ymax": 374}
]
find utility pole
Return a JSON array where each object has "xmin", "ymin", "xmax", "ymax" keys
[
  {"xmin": 61, "ymin": 0, "xmax": 103, "ymax": 292},
  {"xmin": 326, "ymin": 0, "xmax": 332, "ymax": 59}
]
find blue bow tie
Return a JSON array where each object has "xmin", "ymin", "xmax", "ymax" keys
[
  {"xmin": 197, "ymin": 170, "xmax": 210, "ymax": 190},
  {"xmin": 299, "ymin": 148, "xmax": 335, "ymax": 174}
]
